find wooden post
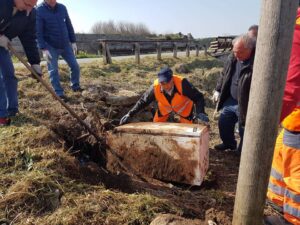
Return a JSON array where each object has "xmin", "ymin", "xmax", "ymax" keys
[
  {"xmin": 232, "ymin": 1, "xmax": 298, "ymax": 224},
  {"xmin": 157, "ymin": 42, "xmax": 162, "ymax": 60},
  {"xmin": 195, "ymin": 44, "xmax": 200, "ymax": 57},
  {"xmin": 173, "ymin": 43, "xmax": 178, "ymax": 58},
  {"xmin": 101, "ymin": 42, "xmax": 107, "ymax": 64},
  {"xmin": 186, "ymin": 43, "xmax": 190, "ymax": 57},
  {"xmin": 106, "ymin": 43, "xmax": 112, "ymax": 64},
  {"xmin": 134, "ymin": 43, "xmax": 140, "ymax": 64}
]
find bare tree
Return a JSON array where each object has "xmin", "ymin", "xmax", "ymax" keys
[{"xmin": 91, "ymin": 20, "xmax": 152, "ymax": 36}]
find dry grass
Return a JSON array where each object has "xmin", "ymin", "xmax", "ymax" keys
[{"xmin": 0, "ymin": 55, "xmax": 231, "ymax": 224}]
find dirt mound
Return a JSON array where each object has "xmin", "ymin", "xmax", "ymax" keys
[
  {"xmin": 1, "ymin": 56, "xmax": 270, "ymax": 224},
  {"xmin": 205, "ymin": 208, "xmax": 232, "ymax": 225}
]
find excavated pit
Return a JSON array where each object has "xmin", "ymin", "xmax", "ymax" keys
[{"xmin": 34, "ymin": 77, "xmax": 241, "ymax": 223}]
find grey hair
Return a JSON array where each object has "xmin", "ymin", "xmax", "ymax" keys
[
  {"xmin": 248, "ymin": 24, "xmax": 258, "ymax": 31},
  {"xmin": 232, "ymin": 34, "xmax": 256, "ymax": 49}
]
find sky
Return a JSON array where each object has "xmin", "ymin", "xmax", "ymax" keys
[{"xmin": 37, "ymin": 0, "xmax": 262, "ymax": 38}]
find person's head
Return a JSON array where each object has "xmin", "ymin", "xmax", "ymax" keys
[
  {"xmin": 232, "ymin": 34, "xmax": 256, "ymax": 61},
  {"xmin": 14, "ymin": 0, "xmax": 37, "ymax": 13},
  {"xmin": 45, "ymin": 0, "xmax": 57, "ymax": 8},
  {"xmin": 158, "ymin": 67, "xmax": 174, "ymax": 92},
  {"xmin": 247, "ymin": 25, "xmax": 258, "ymax": 38}
]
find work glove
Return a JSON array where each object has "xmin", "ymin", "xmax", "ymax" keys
[
  {"xmin": 42, "ymin": 50, "xmax": 52, "ymax": 64},
  {"xmin": 31, "ymin": 64, "xmax": 43, "ymax": 80},
  {"xmin": 119, "ymin": 113, "xmax": 131, "ymax": 125},
  {"xmin": 0, "ymin": 35, "xmax": 10, "ymax": 50},
  {"xmin": 193, "ymin": 113, "xmax": 209, "ymax": 124},
  {"xmin": 212, "ymin": 90, "xmax": 220, "ymax": 103},
  {"xmin": 72, "ymin": 43, "xmax": 77, "ymax": 55}
]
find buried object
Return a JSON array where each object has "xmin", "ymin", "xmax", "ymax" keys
[{"xmin": 106, "ymin": 122, "xmax": 209, "ymax": 185}]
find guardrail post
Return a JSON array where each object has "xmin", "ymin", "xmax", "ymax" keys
[
  {"xmin": 134, "ymin": 42, "xmax": 140, "ymax": 64},
  {"xmin": 101, "ymin": 42, "xmax": 112, "ymax": 64},
  {"xmin": 106, "ymin": 43, "xmax": 112, "ymax": 64},
  {"xmin": 173, "ymin": 43, "xmax": 178, "ymax": 58},
  {"xmin": 204, "ymin": 45, "xmax": 208, "ymax": 56},
  {"xmin": 101, "ymin": 42, "xmax": 107, "ymax": 64},
  {"xmin": 157, "ymin": 42, "xmax": 162, "ymax": 60},
  {"xmin": 186, "ymin": 43, "xmax": 190, "ymax": 57},
  {"xmin": 195, "ymin": 44, "xmax": 200, "ymax": 57}
]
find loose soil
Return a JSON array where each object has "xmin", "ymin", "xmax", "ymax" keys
[{"xmin": 0, "ymin": 56, "xmax": 277, "ymax": 225}]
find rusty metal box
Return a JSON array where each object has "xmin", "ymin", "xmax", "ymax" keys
[{"xmin": 106, "ymin": 122, "xmax": 209, "ymax": 186}]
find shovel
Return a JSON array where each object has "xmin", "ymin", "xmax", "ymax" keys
[{"xmin": 8, "ymin": 45, "xmax": 141, "ymax": 180}]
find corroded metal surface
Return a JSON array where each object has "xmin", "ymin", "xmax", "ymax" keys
[{"xmin": 107, "ymin": 122, "xmax": 209, "ymax": 185}]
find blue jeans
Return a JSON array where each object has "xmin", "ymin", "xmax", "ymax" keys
[
  {"xmin": 47, "ymin": 44, "xmax": 80, "ymax": 96},
  {"xmin": 0, "ymin": 47, "xmax": 18, "ymax": 118},
  {"xmin": 218, "ymin": 96, "xmax": 244, "ymax": 151}
]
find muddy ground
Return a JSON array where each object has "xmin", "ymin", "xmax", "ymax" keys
[{"xmin": 0, "ymin": 56, "xmax": 276, "ymax": 225}]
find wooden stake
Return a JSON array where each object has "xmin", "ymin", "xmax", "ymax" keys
[
  {"xmin": 134, "ymin": 43, "xmax": 140, "ymax": 64},
  {"xmin": 157, "ymin": 42, "xmax": 162, "ymax": 60},
  {"xmin": 232, "ymin": 1, "xmax": 298, "ymax": 224}
]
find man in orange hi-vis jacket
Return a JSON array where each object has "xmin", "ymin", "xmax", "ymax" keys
[
  {"xmin": 119, "ymin": 67, "xmax": 208, "ymax": 125},
  {"xmin": 265, "ymin": 3, "xmax": 300, "ymax": 225}
]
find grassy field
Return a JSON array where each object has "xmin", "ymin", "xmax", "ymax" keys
[{"xmin": 0, "ymin": 55, "xmax": 275, "ymax": 225}]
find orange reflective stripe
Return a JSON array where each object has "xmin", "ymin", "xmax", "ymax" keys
[
  {"xmin": 283, "ymin": 129, "xmax": 300, "ymax": 149},
  {"xmin": 270, "ymin": 168, "xmax": 284, "ymax": 181},
  {"xmin": 284, "ymin": 214, "xmax": 300, "ymax": 225},
  {"xmin": 284, "ymin": 204, "xmax": 300, "ymax": 220},
  {"xmin": 153, "ymin": 75, "xmax": 193, "ymax": 118},
  {"xmin": 268, "ymin": 182, "xmax": 285, "ymax": 196},
  {"xmin": 159, "ymin": 104, "xmax": 172, "ymax": 114},
  {"xmin": 159, "ymin": 98, "xmax": 191, "ymax": 115},
  {"xmin": 173, "ymin": 98, "xmax": 191, "ymax": 114}
]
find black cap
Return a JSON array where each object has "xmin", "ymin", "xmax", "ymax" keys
[{"xmin": 158, "ymin": 67, "xmax": 173, "ymax": 83}]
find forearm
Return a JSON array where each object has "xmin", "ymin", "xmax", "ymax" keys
[{"xmin": 128, "ymin": 86, "xmax": 155, "ymax": 116}]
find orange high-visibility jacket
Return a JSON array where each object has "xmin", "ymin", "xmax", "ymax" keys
[
  {"xmin": 267, "ymin": 107, "xmax": 300, "ymax": 225},
  {"xmin": 153, "ymin": 75, "xmax": 193, "ymax": 123}
]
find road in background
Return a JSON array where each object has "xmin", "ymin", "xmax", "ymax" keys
[{"xmin": 14, "ymin": 50, "xmax": 201, "ymax": 68}]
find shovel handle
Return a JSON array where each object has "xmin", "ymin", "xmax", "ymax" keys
[{"xmin": 9, "ymin": 45, "xmax": 143, "ymax": 180}]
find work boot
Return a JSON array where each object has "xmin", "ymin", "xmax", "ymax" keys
[
  {"xmin": 72, "ymin": 87, "xmax": 84, "ymax": 92},
  {"xmin": 59, "ymin": 95, "xmax": 69, "ymax": 103},
  {"xmin": 214, "ymin": 143, "xmax": 236, "ymax": 151},
  {"xmin": 0, "ymin": 118, "xmax": 11, "ymax": 127}
]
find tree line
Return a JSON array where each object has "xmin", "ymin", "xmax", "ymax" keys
[{"xmin": 91, "ymin": 20, "xmax": 153, "ymax": 36}]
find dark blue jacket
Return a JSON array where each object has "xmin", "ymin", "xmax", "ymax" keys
[
  {"xmin": 0, "ymin": 0, "xmax": 40, "ymax": 65},
  {"xmin": 36, "ymin": 2, "xmax": 76, "ymax": 50}
]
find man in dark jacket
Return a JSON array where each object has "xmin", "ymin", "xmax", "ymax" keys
[
  {"xmin": 212, "ymin": 34, "xmax": 256, "ymax": 153},
  {"xmin": 36, "ymin": 0, "xmax": 81, "ymax": 101},
  {"xmin": 0, "ymin": 0, "xmax": 42, "ymax": 126},
  {"xmin": 119, "ymin": 67, "xmax": 208, "ymax": 125}
]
